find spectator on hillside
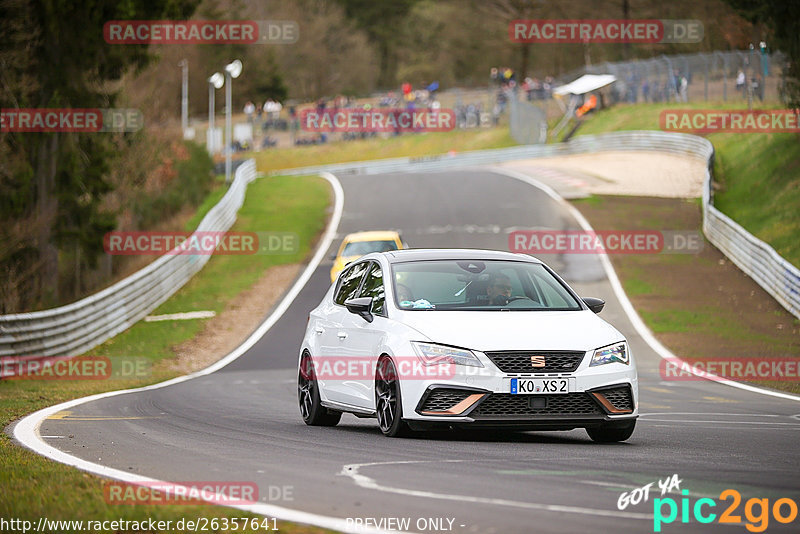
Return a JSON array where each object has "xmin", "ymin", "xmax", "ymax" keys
[
  {"xmin": 736, "ymin": 69, "xmax": 746, "ymax": 95},
  {"xmin": 244, "ymin": 101, "xmax": 256, "ymax": 123},
  {"xmin": 270, "ymin": 100, "xmax": 282, "ymax": 121},
  {"xmin": 751, "ymin": 76, "xmax": 764, "ymax": 101},
  {"xmin": 543, "ymin": 76, "xmax": 553, "ymax": 99},
  {"xmin": 263, "ymin": 99, "xmax": 282, "ymax": 122}
]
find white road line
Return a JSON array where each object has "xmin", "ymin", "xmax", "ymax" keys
[
  {"xmin": 489, "ymin": 166, "xmax": 800, "ymax": 404},
  {"xmin": 12, "ymin": 172, "xmax": 399, "ymax": 534},
  {"xmin": 640, "ymin": 412, "xmax": 782, "ymax": 417},
  {"xmin": 340, "ymin": 460, "xmax": 652, "ymax": 521},
  {"xmin": 640, "ymin": 419, "xmax": 800, "ymax": 425}
]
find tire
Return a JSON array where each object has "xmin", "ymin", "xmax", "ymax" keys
[
  {"xmin": 374, "ymin": 356, "xmax": 412, "ymax": 437},
  {"xmin": 586, "ymin": 420, "xmax": 636, "ymax": 443},
  {"xmin": 298, "ymin": 353, "xmax": 342, "ymax": 426}
]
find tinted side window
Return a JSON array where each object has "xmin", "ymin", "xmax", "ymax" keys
[
  {"xmin": 359, "ymin": 263, "xmax": 385, "ymax": 316},
  {"xmin": 334, "ymin": 262, "xmax": 368, "ymax": 305}
]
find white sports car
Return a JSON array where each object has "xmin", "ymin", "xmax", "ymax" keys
[{"xmin": 298, "ymin": 249, "xmax": 638, "ymax": 442}]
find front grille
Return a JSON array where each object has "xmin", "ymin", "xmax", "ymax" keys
[
  {"xmin": 595, "ymin": 386, "xmax": 634, "ymax": 412},
  {"xmin": 472, "ymin": 393, "xmax": 602, "ymax": 417},
  {"xmin": 419, "ymin": 389, "xmax": 475, "ymax": 412},
  {"xmin": 484, "ymin": 351, "xmax": 586, "ymax": 373}
]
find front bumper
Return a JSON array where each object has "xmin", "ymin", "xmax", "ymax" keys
[{"xmin": 399, "ymin": 351, "xmax": 638, "ymax": 427}]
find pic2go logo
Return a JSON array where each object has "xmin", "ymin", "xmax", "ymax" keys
[{"xmin": 654, "ymin": 489, "xmax": 799, "ymax": 532}]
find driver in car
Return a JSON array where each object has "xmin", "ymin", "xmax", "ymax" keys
[{"xmin": 486, "ymin": 273, "xmax": 513, "ymax": 305}]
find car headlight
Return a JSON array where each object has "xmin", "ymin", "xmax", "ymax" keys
[
  {"xmin": 411, "ymin": 342, "xmax": 484, "ymax": 367},
  {"xmin": 590, "ymin": 342, "xmax": 629, "ymax": 367}
]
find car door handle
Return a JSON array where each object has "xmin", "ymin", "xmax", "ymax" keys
[
  {"xmin": 314, "ymin": 327, "xmax": 324, "ymax": 335},
  {"xmin": 337, "ymin": 331, "xmax": 348, "ymax": 340}
]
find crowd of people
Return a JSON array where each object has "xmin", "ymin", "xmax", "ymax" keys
[
  {"xmin": 489, "ymin": 66, "xmax": 557, "ymax": 124},
  {"xmin": 225, "ymin": 61, "xmax": 767, "ymax": 154}
]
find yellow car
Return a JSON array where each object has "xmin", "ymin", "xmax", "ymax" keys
[{"xmin": 330, "ymin": 231, "xmax": 405, "ymax": 282}]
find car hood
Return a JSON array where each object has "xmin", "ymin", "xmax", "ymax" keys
[{"xmin": 396, "ymin": 310, "xmax": 623, "ymax": 352}]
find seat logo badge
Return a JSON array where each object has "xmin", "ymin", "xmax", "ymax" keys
[{"xmin": 530, "ymin": 355, "xmax": 546, "ymax": 368}]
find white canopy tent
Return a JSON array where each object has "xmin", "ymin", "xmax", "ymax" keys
[{"xmin": 553, "ymin": 74, "xmax": 617, "ymax": 96}]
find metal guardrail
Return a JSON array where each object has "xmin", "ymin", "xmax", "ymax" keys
[
  {"xmin": 703, "ymin": 182, "xmax": 800, "ymax": 319},
  {"xmin": 272, "ymin": 131, "xmax": 712, "ymax": 176},
  {"xmin": 3, "ymin": 130, "xmax": 797, "ymax": 360},
  {"xmin": 0, "ymin": 159, "xmax": 259, "ymax": 358},
  {"xmin": 274, "ymin": 130, "xmax": 800, "ymax": 320}
]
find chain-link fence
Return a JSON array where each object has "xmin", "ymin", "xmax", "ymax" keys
[
  {"xmin": 559, "ymin": 50, "xmax": 786, "ymax": 105},
  {"xmin": 505, "ymin": 49, "xmax": 788, "ymax": 145},
  {"xmin": 509, "ymin": 94, "xmax": 547, "ymax": 145}
]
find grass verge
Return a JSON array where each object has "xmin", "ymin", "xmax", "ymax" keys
[
  {"xmin": 251, "ymin": 127, "xmax": 515, "ymax": 171},
  {"xmin": 574, "ymin": 101, "xmax": 800, "ymax": 267},
  {"xmin": 1, "ymin": 174, "xmax": 333, "ymax": 533}
]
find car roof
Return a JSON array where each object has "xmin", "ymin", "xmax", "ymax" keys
[
  {"xmin": 376, "ymin": 248, "xmax": 543, "ymax": 264},
  {"xmin": 342, "ymin": 230, "xmax": 401, "ymax": 243}
]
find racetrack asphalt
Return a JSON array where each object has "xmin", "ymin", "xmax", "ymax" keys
[{"xmin": 28, "ymin": 169, "xmax": 800, "ymax": 533}]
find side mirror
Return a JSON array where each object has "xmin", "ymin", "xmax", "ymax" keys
[
  {"xmin": 329, "ymin": 253, "xmax": 337, "ymax": 261},
  {"xmin": 344, "ymin": 297, "xmax": 374, "ymax": 323},
  {"xmin": 582, "ymin": 297, "xmax": 605, "ymax": 314}
]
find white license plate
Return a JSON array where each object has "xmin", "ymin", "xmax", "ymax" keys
[{"xmin": 510, "ymin": 378, "xmax": 573, "ymax": 394}]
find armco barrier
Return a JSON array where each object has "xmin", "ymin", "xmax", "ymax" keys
[
  {"xmin": 271, "ymin": 131, "xmax": 713, "ymax": 176},
  {"xmin": 3, "ymin": 131, "xmax": 797, "ymax": 360},
  {"xmin": 0, "ymin": 159, "xmax": 259, "ymax": 358},
  {"xmin": 274, "ymin": 130, "xmax": 799, "ymax": 319},
  {"xmin": 702, "ymin": 185, "xmax": 800, "ymax": 319}
]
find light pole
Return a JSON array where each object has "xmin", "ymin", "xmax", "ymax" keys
[
  {"xmin": 207, "ymin": 72, "xmax": 224, "ymax": 155},
  {"xmin": 179, "ymin": 59, "xmax": 188, "ymax": 137},
  {"xmin": 748, "ymin": 44, "xmax": 755, "ymax": 110},
  {"xmin": 224, "ymin": 59, "xmax": 242, "ymax": 184}
]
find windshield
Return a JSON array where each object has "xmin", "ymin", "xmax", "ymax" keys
[
  {"xmin": 342, "ymin": 240, "xmax": 398, "ymax": 256},
  {"xmin": 392, "ymin": 260, "xmax": 582, "ymax": 311}
]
